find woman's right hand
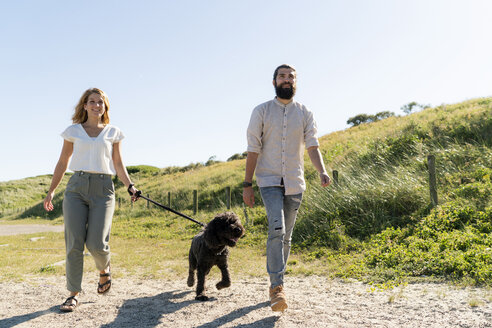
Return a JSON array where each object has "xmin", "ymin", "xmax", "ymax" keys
[{"xmin": 43, "ymin": 192, "xmax": 55, "ymax": 212}]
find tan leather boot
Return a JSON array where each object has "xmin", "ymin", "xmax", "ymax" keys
[{"xmin": 269, "ymin": 285, "xmax": 288, "ymax": 312}]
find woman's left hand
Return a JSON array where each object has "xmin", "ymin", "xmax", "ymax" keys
[{"xmin": 128, "ymin": 185, "xmax": 140, "ymax": 202}]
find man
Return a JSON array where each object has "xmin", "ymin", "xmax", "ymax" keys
[{"xmin": 243, "ymin": 64, "xmax": 331, "ymax": 312}]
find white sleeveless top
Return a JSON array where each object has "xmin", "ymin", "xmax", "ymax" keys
[{"xmin": 61, "ymin": 124, "xmax": 125, "ymax": 175}]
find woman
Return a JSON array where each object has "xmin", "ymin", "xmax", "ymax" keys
[{"xmin": 44, "ymin": 88, "xmax": 139, "ymax": 312}]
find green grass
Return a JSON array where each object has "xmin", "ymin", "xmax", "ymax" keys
[{"xmin": 1, "ymin": 97, "xmax": 491, "ymax": 286}]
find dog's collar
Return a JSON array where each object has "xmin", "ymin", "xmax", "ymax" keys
[{"xmin": 214, "ymin": 246, "xmax": 227, "ymax": 256}]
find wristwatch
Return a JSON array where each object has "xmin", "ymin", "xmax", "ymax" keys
[
  {"xmin": 242, "ymin": 181, "xmax": 253, "ymax": 188},
  {"xmin": 127, "ymin": 183, "xmax": 135, "ymax": 195}
]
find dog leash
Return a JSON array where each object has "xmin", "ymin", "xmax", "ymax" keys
[{"xmin": 129, "ymin": 189, "xmax": 206, "ymax": 227}]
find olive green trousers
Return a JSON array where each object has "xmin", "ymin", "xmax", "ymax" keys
[{"xmin": 62, "ymin": 171, "xmax": 115, "ymax": 292}]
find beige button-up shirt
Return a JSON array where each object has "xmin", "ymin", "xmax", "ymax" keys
[{"xmin": 247, "ymin": 98, "xmax": 320, "ymax": 195}]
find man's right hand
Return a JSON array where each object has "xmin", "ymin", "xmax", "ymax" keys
[{"xmin": 243, "ymin": 187, "xmax": 255, "ymax": 208}]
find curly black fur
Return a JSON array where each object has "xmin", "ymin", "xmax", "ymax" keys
[{"xmin": 187, "ymin": 211, "xmax": 245, "ymax": 301}]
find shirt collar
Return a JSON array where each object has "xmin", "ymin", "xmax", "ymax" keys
[{"xmin": 274, "ymin": 97, "xmax": 295, "ymax": 108}]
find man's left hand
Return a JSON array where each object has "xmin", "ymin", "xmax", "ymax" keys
[{"xmin": 320, "ymin": 172, "xmax": 331, "ymax": 187}]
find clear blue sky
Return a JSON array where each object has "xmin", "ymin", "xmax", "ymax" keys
[{"xmin": 1, "ymin": 0, "xmax": 491, "ymax": 182}]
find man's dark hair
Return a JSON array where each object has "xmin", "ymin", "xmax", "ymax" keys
[{"xmin": 273, "ymin": 64, "xmax": 296, "ymax": 80}]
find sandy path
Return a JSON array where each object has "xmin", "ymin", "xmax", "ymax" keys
[
  {"xmin": 0, "ymin": 224, "xmax": 64, "ymax": 236},
  {"xmin": 0, "ymin": 224, "xmax": 490, "ymax": 327},
  {"xmin": 0, "ymin": 274, "xmax": 490, "ymax": 328}
]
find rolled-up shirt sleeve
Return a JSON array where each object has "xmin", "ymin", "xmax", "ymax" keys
[
  {"xmin": 304, "ymin": 110, "xmax": 319, "ymax": 148},
  {"xmin": 247, "ymin": 107, "xmax": 263, "ymax": 153}
]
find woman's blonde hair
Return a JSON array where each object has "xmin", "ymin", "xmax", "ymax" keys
[{"xmin": 72, "ymin": 88, "xmax": 110, "ymax": 124}]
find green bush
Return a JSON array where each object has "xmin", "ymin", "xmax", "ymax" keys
[
  {"xmin": 126, "ymin": 165, "xmax": 161, "ymax": 175},
  {"xmin": 364, "ymin": 204, "xmax": 492, "ymax": 285}
]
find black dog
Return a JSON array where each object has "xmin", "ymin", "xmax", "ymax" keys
[{"xmin": 187, "ymin": 211, "xmax": 245, "ymax": 301}]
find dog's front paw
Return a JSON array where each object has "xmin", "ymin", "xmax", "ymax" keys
[
  {"xmin": 195, "ymin": 294, "xmax": 209, "ymax": 301},
  {"xmin": 187, "ymin": 275, "xmax": 195, "ymax": 287},
  {"xmin": 216, "ymin": 280, "xmax": 231, "ymax": 290}
]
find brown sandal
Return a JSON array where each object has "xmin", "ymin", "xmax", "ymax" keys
[
  {"xmin": 60, "ymin": 296, "xmax": 78, "ymax": 312},
  {"xmin": 97, "ymin": 269, "xmax": 112, "ymax": 294}
]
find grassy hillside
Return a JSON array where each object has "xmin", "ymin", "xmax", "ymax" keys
[
  {"xmin": 300, "ymin": 98, "xmax": 491, "ymax": 241},
  {"xmin": 1, "ymin": 97, "xmax": 491, "ymax": 285},
  {"xmin": 0, "ymin": 174, "xmax": 70, "ymax": 219},
  {"xmin": 297, "ymin": 98, "xmax": 492, "ymax": 284}
]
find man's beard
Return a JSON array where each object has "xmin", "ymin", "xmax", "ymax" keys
[{"xmin": 275, "ymin": 82, "xmax": 296, "ymax": 100}]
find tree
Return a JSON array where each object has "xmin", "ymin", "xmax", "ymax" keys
[
  {"xmin": 227, "ymin": 152, "xmax": 248, "ymax": 161},
  {"xmin": 347, "ymin": 110, "xmax": 397, "ymax": 127},
  {"xmin": 374, "ymin": 111, "xmax": 395, "ymax": 120},
  {"xmin": 400, "ymin": 102, "xmax": 430, "ymax": 115},
  {"xmin": 347, "ymin": 114, "xmax": 374, "ymax": 127},
  {"xmin": 205, "ymin": 155, "xmax": 221, "ymax": 166}
]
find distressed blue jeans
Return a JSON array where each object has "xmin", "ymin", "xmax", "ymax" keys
[{"xmin": 259, "ymin": 186, "xmax": 303, "ymax": 288}]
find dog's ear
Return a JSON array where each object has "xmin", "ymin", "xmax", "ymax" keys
[{"xmin": 203, "ymin": 217, "xmax": 221, "ymax": 248}]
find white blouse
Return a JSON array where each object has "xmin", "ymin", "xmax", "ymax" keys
[{"xmin": 61, "ymin": 124, "xmax": 125, "ymax": 175}]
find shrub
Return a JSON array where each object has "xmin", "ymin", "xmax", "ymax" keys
[
  {"xmin": 364, "ymin": 204, "xmax": 492, "ymax": 285},
  {"xmin": 126, "ymin": 165, "xmax": 160, "ymax": 175},
  {"xmin": 227, "ymin": 152, "xmax": 248, "ymax": 161}
]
